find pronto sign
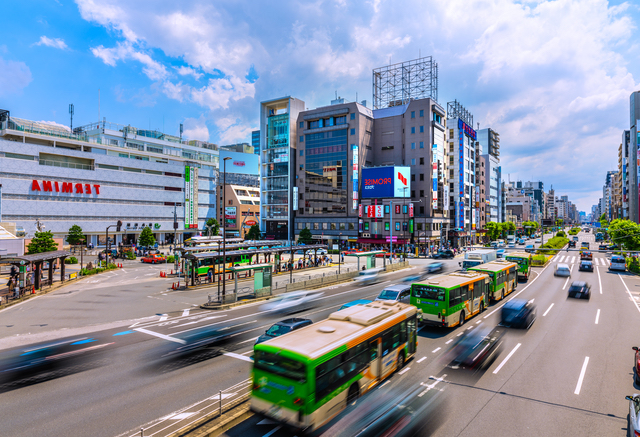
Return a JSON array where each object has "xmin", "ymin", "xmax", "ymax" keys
[
  {"xmin": 31, "ymin": 180, "xmax": 101, "ymax": 195},
  {"xmin": 361, "ymin": 166, "xmax": 410, "ymax": 198}
]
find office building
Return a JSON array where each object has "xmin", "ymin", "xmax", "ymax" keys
[
  {"xmin": 252, "ymin": 130, "xmax": 260, "ymax": 155},
  {"xmin": 478, "ymin": 128, "xmax": 501, "ymax": 224},
  {"xmin": 221, "ymin": 143, "xmax": 253, "ymax": 154},
  {"xmin": 218, "ymin": 184, "xmax": 260, "ymax": 239}
]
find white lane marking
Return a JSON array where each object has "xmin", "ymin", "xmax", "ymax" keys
[
  {"xmin": 457, "ymin": 332, "xmax": 464, "ymax": 337},
  {"xmin": 238, "ymin": 336, "xmax": 259, "ymax": 345},
  {"xmin": 595, "ymin": 309, "xmax": 600, "ymax": 325},
  {"xmin": 224, "ymin": 352, "xmax": 253, "ymax": 362},
  {"xmin": 169, "ymin": 412, "xmax": 196, "ymax": 420},
  {"xmin": 432, "ymin": 347, "xmax": 441, "ymax": 353},
  {"xmin": 418, "ymin": 375, "xmax": 446, "ymax": 397},
  {"xmin": 262, "ymin": 425, "xmax": 282, "ymax": 437},
  {"xmin": 484, "ymin": 261, "xmax": 551, "ymax": 319},
  {"xmin": 182, "ymin": 309, "xmax": 190, "ymax": 317},
  {"xmin": 475, "ymin": 320, "xmax": 482, "ymax": 324},
  {"xmin": 571, "ymin": 256, "xmax": 576, "ymax": 264},
  {"xmin": 379, "ymin": 380, "xmax": 391, "ymax": 389},
  {"xmin": 493, "ymin": 343, "xmax": 521, "ymax": 374},
  {"xmin": 558, "ymin": 256, "xmax": 565, "ymax": 263},
  {"xmin": 597, "ymin": 266, "xmax": 603, "ymax": 294},
  {"xmin": 134, "ymin": 327, "xmax": 186, "ymax": 344},
  {"xmin": 574, "ymin": 356, "xmax": 590, "ymax": 395},
  {"xmin": 445, "ymin": 339, "xmax": 453, "ymax": 344},
  {"xmin": 159, "ymin": 315, "xmax": 169, "ymax": 322},
  {"xmin": 398, "ymin": 367, "xmax": 411, "ymax": 375},
  {"xmin": 562, "ymin": 276, "xmax": 570, "ymax": 290},
  {"xmin": 417, "ymin": 357, "xmax": 427, "ymax": 363},
  {"xmin": 543, "ymin": 303, "xmax": 554, "ymax": 317},
  {"xmin": 618, "ymin": 275, "xmax": 640, "ymax": 315}
]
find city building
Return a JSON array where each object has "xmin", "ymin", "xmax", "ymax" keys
[
  {"xmin": 619, "ymin": 131, "xmax": 630, "ymax": 219},
  {"xmin": 259, "ymin": 97, "xmax": 305, "ymax": 241},
  {"xmin": 476, "ymin": 154, "xmax": 487, "ymax": 232},
  {"xmin": 251, "ymin": 130, "xmax": 260, "ymax": 155},
  {"xmin": 221, "ymin": 142, "xmax": 253, "ymax": 154},
  {"xmin": 629, "ymin": 91, "xmax": 640, "ymax": 223},
  {"xmin": 505, "ymin": 184, "xmax": 532, "ymax": 224},
  {"xmin": 218, "ymin": 184, "xmax": 260, "ymax": 239},
  {"xmin": 545, "ymin": 187, "xmax": 557, "ymax": 220},
  {"xmin": 478, "ymin": 128, "xmax": 501, "ymax": 224},
  {"xmin": 514, "ymin": 181, "xmax": 545, "ymax": 224},
  {"xmin": 0, "ymin": 109, "xmax": 218, "ymax": 246}
]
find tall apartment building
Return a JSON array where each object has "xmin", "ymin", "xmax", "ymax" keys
[
  {"xmin": 514, "ymin": 181, "xmax": 545, "ymax": 224},
  {"xmin": 620, "ymin": 130, "xmax": 630, "ymax": 219},
  {"xmin": 545, "ymin": 188, "xmax": 557, "ymax": 220},
  {"xmin": 446, "ymin": 100, "xmax": 477, "ymax": 245},
  {"xmin": 259, "ymin": 97, "xmax": 305, "ymax": 241},
  {"xmin": 478, "ymin": 128, "xmax": 501, "ymax": 224},
  {"xmin": 251, "ymin": 130, "xmax": 260, "ymax": 155},
  {"xmin": 629, "ymin": 92, "xmax": 640, "ymax": 222}
]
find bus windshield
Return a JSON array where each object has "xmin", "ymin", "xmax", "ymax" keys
[
  {"xmin": 506, "ymin": 257, "xmax": 526, "ymax": 266},
  {"xmin": 413, "ymin": 285, "xmax": 446, "ymax": 301},
  {"xmin": 254, "ymin": 351, "xmax": 307, "ymax": 383}
]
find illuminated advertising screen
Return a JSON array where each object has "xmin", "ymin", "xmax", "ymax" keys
[{"xmin": 361, "ymin": 166, "xmax": 411, "ymax": 198}]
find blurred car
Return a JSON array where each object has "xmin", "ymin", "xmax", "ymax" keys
[
  {"xmin": 432, "ymin": 250, "xmax": 455, "ymax": 259},
  {"xmin": 608, "ymin": 243, "xmax": 619, "ymax": 250},
  {"xmin": 445, "ymin": 326, "xmax": 505, "ymax": 372},
  {"xmin": 518, "ymin": 238, "xmax": 526, "ymax": 245},
  {"xmin": 496, "ymin": 249, "xmax": 505, "ymax": 258},
  {"xmin": 500, "ymin": 299, "xmax": 536, "ymax": 329},
  {"xmin": 305, "ymin": 249, "xmax": 328, "ymax": 256},
  {"xmin": 375, "ymin": 252, "xmax": 393, "ymax": 258},
  {"xmin": 554, "ymin": 263, "xmax": 571, "ymax": 277},
  {"xmin": 626, "ymin": 394, "xmax": 640, "ymax": 436},
  {"xmin": 141, "ymin": 254, "xmax": 166, "ymax": 264},
  {"xmin": 424, "ymin": 262, "xmax": 444, "ymax": 273},
  {"xmin": 581, "ymin": 242, "xmax": 590, "ymax": 250},
  {"xmin": 580, "ymin": 251, "xmax": 592, "ymax": 260},
  {"xmin": 535, "ymin": 238, "xmax": 541, "ymax": 243},
  {"xmin": 578, "ymin": 260, "xmax": 593, "ymax": 272},
  {"xmin": 339, "ymin": 299, "xmax": 372, "ymax": 310},
  {"xmin": 375, "ymin": 284, "xmax": 411, "ymax": 303},
  {"xmin": 354, "ymin": 268, "xmax": 382, "ymax": 285},
  {"xmin": 568, "ymin": 240, "xmax": 576, "ymax": 248},
  {"xmin": 572, "ymin": 236, "xmax": 579, "ymax": 242},
  {"xmin": 259, "ymin": 290, "xmax": 324, "ymax": 314},
  {"xmin": 255, "ymin": 318, "xmax": 312, "ymax": 345},
  {"xmin": 567, "ymin": 281, "xmax": 591, "ymax": 300},
  {"xmin": 609, "ymin": 255, "xmax": 627, "ymax": 272},
  {"xmin": 598, "ymin": 244, "xmax": 608, "ymax": 250},
  {"xmin": 525, "ymin": 244, "xmax": 535, "ymax": 253}
]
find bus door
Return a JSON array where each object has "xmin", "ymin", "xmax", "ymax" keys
[
  {"xmin": 467, "ymin": 283, "xmax": 479, "ymax": 315},
  {"xmin": 367, "ymin": 338, "xmax": 381, "ymax": 387},
  {"xmin": 407, "ymin": 318, "xmax": 416, "ymax": 355}
]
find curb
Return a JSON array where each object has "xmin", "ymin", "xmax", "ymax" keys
[{"xmin": 177, "ymin": 402, "xmax": 252, "ymax": 437}]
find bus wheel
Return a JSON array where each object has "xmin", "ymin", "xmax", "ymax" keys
[
  {"xmin": 459, "ymin": 311, "xmax": 465, "ymax": 327},
  {"xmin": 347, "ymin": 384, "xmax": 359, "ymax": 405},
  {"xmin": 396, "ymin": 352, "xmax": 405, "ymax": 371}
]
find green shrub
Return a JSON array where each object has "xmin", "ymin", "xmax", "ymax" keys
[
  {"xmin": 64, "ymin": 256, "xmax": 78, "ymax": 264},
  {"xmin": 555, "ymin": 231, "xmax": 566, "ymax": 238},
  {"xmin": 531, "ymin": 254, "xmax": 548, "ymax": 266},
  {"xmin": 80, "ymin": 263, "xmax": 118, "ymax": 276},
  {"xmin": 627, "ymin": 257, "xmax": 640, "ymax": 273},
  {"xmin": 537, "ymin": 236, "xmax": 569, "ymax": 255},
  {"xmin": 166, "ymin": 255, "xmax": 175, "ymax": 263},
  {"xmin": 126, "ymin": 251, "xmax": 136, "ymax": 260},
  {"xmin": 568, "ymin": 228, "xmax": 580, "ymax": 235}
]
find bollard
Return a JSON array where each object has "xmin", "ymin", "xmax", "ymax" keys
[
  {"xmin": 219, "ymin": 390, "xmax": 222, "ymax": 417},
  {"xmin": 141, "ymin": 428, "xmax": 144, "ymax": 437}
]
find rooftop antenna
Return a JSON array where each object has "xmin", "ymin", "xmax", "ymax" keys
[
  {"xmin": 335, "ymin": 91, "xmax": 338, "ymax": 100},
  {"xmin": 69, "ymin": 103, "xmax": 74, "ymax": 131},
  {"xmin": 180, "ymin": 123, "xmax": 184, "ymax": 141}
]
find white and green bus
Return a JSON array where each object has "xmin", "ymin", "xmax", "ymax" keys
[{"xmin": 251, "ymin": 301, "xmax": 418, "ymax": 432}]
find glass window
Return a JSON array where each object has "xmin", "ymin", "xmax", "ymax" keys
[
  {"xmin": 420, "ymin": 173, "xmax": 424, "ymax": 181},
  {"xmin": 411, "ymin": 174, "xmax": 415, "ymax": 182},
  {"xmin": 300, "ymin": 136, "xmax": 304, "ymax": 142},
  {"xmin": 330, "ymin": 223, "xmax": 336, "ymax": 230},
  {"xmin": 420, "ymin": 157, "xmax": 424, "ymax": 165},
  {"xmin": 411, "ymin": 111, "xmax": 415, "ymax": 118},
  {"xmin": 313, "ymin": 223, "xmax": 320, "ymax": 230},
  {"xmin": 323, "ymin": 222, "xmax": 328, "ymax": 230},
  {"xmin": 395, "ymin": 222, "xmax": 400, "ymax": 231},
  {"xmin": 411, "ymin": 142, "xmax": 415, "ymax": 149},
  {"xmin": 420, "ymin": 190, "xmax": 424, "ymax": 197},
  {"xmin": 254, "ymin": 351, "xmax": 306, "ymax": 382},
  {"xmin": 411, "ymin": 190, "xmax": 415, "ymax": 198},
  {"xmin": 420, "ymin": 109, "xmax": 424, "ymax": 117},
  {"xmin": 349, "ymin": 223, "xmax": 355, "ymax": 230},
  {"xmin": 420, "ymin": 126, "xmax": 424, "ymax": 133},
  {"xmin": 350, "ymin": 128, "xmax": 355, "ymax": 135},
  {"xmin": 411, "ymin": 127, "xmax": 415, "ymax": 134},
  {"xmin": 411, "ymin": 158, "xmax": 416, "ymax": 165},
  {"xmin": 420, "ymin": 141, "xmax": 424, "ymax": 148},
  {"xmin": 350, "ymin": 113, "xmax": 355, "ymax": 120},
  {"xmin": 299, "ymin": 121, "xmax": 303, "ymax": 128},
  {"xmin": 339, "ymin": 223, "xmax": 346, "ymax": 230},
  {"xmin": 300, "ymin": 150, "xmax": 304, "ymax": 156},
  {"xmin": 297, "ymin": 222, "xmax": 303, "ymax": 230},
  {"xmin": 336, "ymin": 116, "xmax": 347, "ymax": 125}
]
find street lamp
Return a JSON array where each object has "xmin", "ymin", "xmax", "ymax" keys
[
  {"xmin": 105, "ymin": 220, "xmax": 122, "ymax": 267},
  {"xmin": 221, "ymin": 157, "xmax": 231, "ymax": 302}
]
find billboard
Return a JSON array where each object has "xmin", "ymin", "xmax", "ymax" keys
[
  {"xmin": 366, "ymin": 205, "xmax": 384, "ymax": 218},
  {"xmin": 224, "ymin": 206, "xmax": 237, "ymax": 227},
  {"xmin": 361, "ymin": 166, "xmax": 410, "ymax": 198},
  {"xmin": 352, "ymin": 145, "xmax": 359, "ymax": 210},
  {"xmin": 184, "ymin": 166, "xmax": 199, "ymax": 229},
  {"xmin": 219, "ymin": 150, "xmax": 260, "ymax": 175}
]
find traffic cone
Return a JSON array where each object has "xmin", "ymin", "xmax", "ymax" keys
[{"xmin": 31, "ymin": 285, "xmax": 35, "ymax": 294}]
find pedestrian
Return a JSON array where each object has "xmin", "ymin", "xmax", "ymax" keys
[{"xmin": 207, "ymin": 269, "xmax": 213, "ymax": 283}]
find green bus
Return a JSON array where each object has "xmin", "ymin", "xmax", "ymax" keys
[
  {"xmin": 251, "ymin": 302, "xmax": 417, "ymax": 432},
  {"xmin": 468, "ymin": 260, "xmax": 518, "ymax": 301},
  {"xmin": 410, "ymin": 271, "xmax": 491, "ymax": 328},
  {"xmin": 504, "ymin": 252, "xmax": 532, "ymax": 281},
  {"xmin": 191, "ymin": 252, "xmax": 254, "ymax": 276}
]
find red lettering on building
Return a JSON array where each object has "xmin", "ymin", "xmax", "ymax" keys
[
  {"xmin": 31, "ymin": 180, "xmax": 41, "ymax": 191},
  {"xmin": 30, "ymin": 180, "xmax": 101, "ymax": 195},
  {"xmin": 75, "ymin": 183, "xmax": 84, "ymax": 194},
  {"xmin": 54, "ymin": 181, "xmax": 60, "ymax": 192},
  {"xmin": 364, "ymin": 178, "xmax": 392, "ymax": 185},
  {"xmin": 84, "ymin": 184, "xmax": 91, "ymax": 194},
  {"xmin": 397, "ymin": 172, "xmax": 407, "ymax": 186},
  {"xmin": 42, "ymin": 181, "xmax": 53, "ymax": 192},
  {"xmin": 62, "ymin": 182, "xmax": 73, "ymax": 193},
  {"xmin": 93, "ymin": 184, "xmax": 100, "ymax": 195},
  {"xmin": 233, "ymin": 161, "xmax": 245, "ymax": 167}
]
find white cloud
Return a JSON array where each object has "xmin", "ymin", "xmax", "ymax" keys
[
  {"xmin": 37, "ymin": 120, "xmax": 70, "ymax": 131},
  {"xmin": 0, "ymin": 56, "xmax": 32, "ymax": 97},
  {"xmin": 91, "ymin": 42, "xmax": 168, "ymax": 81},
  {"xmin": 188, "ymin": 76, "xmax": 255, "ymax": 111},
  {"xmin": 174, "ymin": 65, "xmax": 203, "ymax": 80},
  {"xmin": 34, "ymin": 36, "xmax": 68, "ymax": 50},
  {"xmin": 182, "ymin": 116, "xmax": 209, "ymax": 141}
]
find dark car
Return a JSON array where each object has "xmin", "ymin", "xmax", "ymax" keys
[
  {"xmin": 578, "ymin": 260, "xmax": 593, "ymax": 272},
  {"xmin": 500, "ymin": 299, "xmax": 536, "ymax": 329},
  {"xmin": 598, "ymin": 244, "xmax": 608, "ymax": 250},
  {"xmin": 580, "ymin": 251, "xmax": 592, "ymax": 260},
  {"xmin": 445, "ymin": 326, "xmax": 505, "ymax": 372},
  {"xmin": 569, "ymin": 240, "xmax": 577, "ymax": 248},
  {"xmin": 568, "ymin": 281, "xmax": 591, "ymax": 300},
  {"xmin": 432, "ymin": 250, "xmax": 455, "ymax": 259},
  {"xmin": 608, "ymin": 243, "xmax": 619, "ymax": 250},
  {"xmin": 255, "ymin": 318, "xmax": 312, "ymax": 345}
]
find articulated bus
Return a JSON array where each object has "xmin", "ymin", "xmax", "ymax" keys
[
  {"xmin": 504, "ymin": 252, "xmax": 532, "ymax": 281},
  {"xmin": 468, "ymin": 260, "xmax": 518, "ymax": 301},
  {"xmin": 251, "ymin": 301, "xmax": 417, "ymax": 432},
  {"xmin": 410, "ymin": 271, "xmax": 490, "ymax": 328}
]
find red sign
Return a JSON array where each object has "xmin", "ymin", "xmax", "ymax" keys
[
  {"xmin": 395, "ymin": 205, "xmax": 401, "ymax": 214},
  {"xmin": 397, "ymin": 171, "xmax": 407, "ymax": 186},
  {"xmin": 245, "ymin": 219, "xmax": 257, "ymax": 226},
  {"xmin": 358, "ymin": 204, "xmax": 363, "ymax": 217},
  {"xmin": 31, "ymin": 180, "xmax": 100, "ymax": 195},
  {"xmin": 409, "ymin": 203, "xmax": 414, "ymax": 218},
  {"xmin": 233, "ymin": 161, "xmax": 245, "ymax": 167}
]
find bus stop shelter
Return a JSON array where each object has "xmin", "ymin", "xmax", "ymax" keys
[
  {"xmin": 0, "ymin": 250, "xmax": 71, "ymax": 290},
  {"xmin": 229, "ymin": 263, "xmax": 273, "ymax": 301},
  {"xmin": 344, "ymin": 251, "xmax": 386, "ymax": 271}
]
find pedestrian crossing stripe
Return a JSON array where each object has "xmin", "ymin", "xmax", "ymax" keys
[{"xmin": 554, "ymin": 256, "xmax": 608, "ymax": 266}]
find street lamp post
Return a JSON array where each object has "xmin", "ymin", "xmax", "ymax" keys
[
  {"xmin": 221, "ymin": 157, "xmax": 231, "ymax": 302},
  {"xmin": 338, "ymin": 232, "xmax": 342, "ymax": 275},
  {"xmin": 105, "ymin": 220, "xmax": 122, "ymax": 267}
]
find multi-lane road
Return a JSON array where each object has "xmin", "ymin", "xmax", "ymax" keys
[{"xmin": 1, "ymin": 232, "xmax": 638, "ymax": 437}]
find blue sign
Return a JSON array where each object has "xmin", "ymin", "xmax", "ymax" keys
[
  {"xmin": 219, "ymin": 150, "xmax": 260, "ymax": 175},
  {"xmin": 361, "ymin": 166, "xmax": 410, "ymax": 199}
]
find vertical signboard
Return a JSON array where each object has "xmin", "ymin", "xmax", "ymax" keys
[
  {"xmin": 352, "ymin": 144, "xmax": 359, "ymax": 210},
  {"xmin": 637, "ymin": 130, "xmax": 640, "ymax": 220},
  {"xmin": 457, "ymin": 125, "xmax": 464, "ymax": 229},
  {"xmin": 409, "ymin": 203, "xmax": 414, "ymax": 218},
  {"xmin": 293, "ymin": 186, "xmax": 298, "ymax": 211},
  {"xmin": 184, "ymin": 166, "xmax": 199, "ymax": 229},
  {"xmin": 225, "ymin": 207, "xmax": 237, "ymax": 228},
  {"xmin": 432, "ymin": 144, "xmax": 438, "ymax": 209}
]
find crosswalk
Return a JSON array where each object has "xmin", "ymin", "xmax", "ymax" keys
[{"xmin": 554, "ymin": 255, "xmax": 608, "ymax": 266}]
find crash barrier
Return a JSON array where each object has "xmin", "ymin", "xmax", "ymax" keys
[
  {"xmin": 384, "ymin": 260, "xmax": 410, "ymax": 271},
  {"xmin": 133, "ymin": 379, "xmax": 252, "ymax": 437}
]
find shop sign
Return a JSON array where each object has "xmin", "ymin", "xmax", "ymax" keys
[
  {"xmin": 31, "ymin": 180, "xmax": 101, "ymax": 195},
  {"xmin": 245, "ymin": 219, "xmax": 257, "ymax": 226},
  {"xmin": 154, "ymin": 223, "xmax": 161, "ymax": 229}
]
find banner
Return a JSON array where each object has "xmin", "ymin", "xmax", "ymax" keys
[
  {"xmin": 224, "ymin": 206, "xmax": 237, "ymax": 228},
  {"xmin": 184, "ymin": 166, "xmax": 199, "ymax": 229}
]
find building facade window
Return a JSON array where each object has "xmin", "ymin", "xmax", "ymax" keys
[
  {"xmin": 411, "ymin": 127, "xmax": 415, "ymax": 134},
  {"xmin": 411, "ymin": 142, "xmax": 415, "ymax": 149},
  {"xmin": 411, "ymin": 111, "xmax": 415, "ymax": 118},
  {"xmin": 420, "ymin": 126, "xmax": 424, "ymax": 133},
  {"xmin": 420, "ymin": 109, "xmax": 424, "ymax": 117},
  {"xmin": 411, "ymin": 158, "xmax": 416, "ymax": 165},
  {"xmin": 300, "ymin": 136, "xmax": 304, "ymax": 142},
  {"xmin": 420, "ymin": 141, "xmax": 424, "ymax": 148},
  {"xmin": 420, "ymin": 173, "xmax": 424, "ymax": 181},
  {"xmin": 350, "ymin": 113, "xmax": 355, "ymax": 120},
  {"xmin": 350, "ymin": 128, "xmax": 355, "ymax": 135}
]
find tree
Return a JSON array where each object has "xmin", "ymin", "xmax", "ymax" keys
[
  {"xmin": 67, "ymin": 224, "xmax": 86, "ymax": 246},
  {"xmin": 522, "ymin": 221, "xmax": 538, "ymax": 237},
  {"xmin": 486, "ymin": 222, "xmax": 502, "ymax": 241},
  {"xmin": 609, "ymin": 219, "xmax": 640, "ymax": 251},
  {"xmin": 204, "ymin": 218, "xmax": 219, "ymax": 237},
  {"xmin": 245, "ymin": 224, "xmax": 261, "ymax": 241},
  {"xmin": 502, "ymin": 222, "xmax": 516, "ymax": 238},
  {"xmin": 27, "ymin": 231, "xmax": 59, "ymax": 254},
  {"xmin": 599, "ymin": 213, "xmax": 609, "ymax": 230},
  {"xmin": 138, "ymin": 226, "xmax": 156, "ymax": 248},
  {"xmin": 298, "ymin": 227, "xmax": 313, "ymax": 245}
]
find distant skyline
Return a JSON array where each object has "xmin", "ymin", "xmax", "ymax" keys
[{"xmin": 1, "ymin": 0, "xmax": 638, "ymax": 211}]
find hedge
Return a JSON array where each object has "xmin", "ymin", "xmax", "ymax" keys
[
  {"xmin": 166, "ymin": 255, "xmax": 175, "ymax": 263},
  {"xmin": 531, "ymin": 254, "xmax": 549, "ymax": 266},
  {"xmin": 627, "ymin": 257, "xmax": 640, "ymax": 274},
  {"xmin": 568, "ymin": 228, "xmax": 580, "ymax": 236},
  {"xmin": 555, "ymin": 231, "xmax": 566, "ymax": 238},
  {"xmin": 81, "ymin": 263, "xmax": 118, "ymax": 276},
  {"xmin": 537, "ymin": 236, "xmax": 569, "ymax": 255},
  {"xmin": 64, "ymin": 256, "xmax": 78, "ymax": 264}
]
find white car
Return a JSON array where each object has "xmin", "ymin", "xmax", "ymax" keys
[
  {"xmin": 305, "ymin": 249, "xmax": 328, "ymax": 256},
  {"xmin": 354, "ymin": 268, "xmax": 382, "ymax": 286},
  {"xmin": 627, "ymin": 394, "xmax": 640, "ymax": 437},
  {"xmin": 535, "ymin": 238, "xmax": 541, "ymax": 243},
  {"xmin": 554, "ymin": 263, "xmax": 571, "ymax": 277},
  {"xmin": 375, "ymin": 284, "xmax": 411, "ymax": 303},
  {"xmin": 259, "ymin": 290, "xmax": 324, "ymax": 314},
  {"xmin": 609, "ymin": 255, "xmax": 626, "ymax": 272}
]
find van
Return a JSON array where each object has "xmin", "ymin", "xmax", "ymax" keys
[
  {"xmin": 609, "ymin": 255, "xmax": 626, "ymax": 272},
  {"xmin": 573, "ymin": 236, "xmax": 579, "ymax": 242}
]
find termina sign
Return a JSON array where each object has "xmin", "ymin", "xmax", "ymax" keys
[
  {"xmin": 458, "ymin": 119, "xmax": 477, "ymax": 140},
  {"xmin": 361, "ymin": 166, "xmax": 410, "ymax": 198}
]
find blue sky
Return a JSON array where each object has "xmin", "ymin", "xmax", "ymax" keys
[{"xmin": 1, "ymin": 0, "xmax": 639, "ymax": 212}]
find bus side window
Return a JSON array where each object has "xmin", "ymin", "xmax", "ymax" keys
[
  {"xmin": 449, "ymin": 288, "xmax": 460, "ymax": 306},
  {"xmin": 400, "ymin": 321, "xmax": 407, "ymax": 344},
  {"xmin": 370, "ymin": 340, "xmax": 378, "ymax": 360},
  {"xmin": 459, "ymin": 285, "xmax": 469, "ymax": 302},
  {"xmin": 473, "ymin": 282, "xmax": 484, "ymax": 299}
]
